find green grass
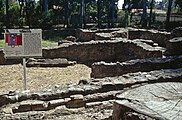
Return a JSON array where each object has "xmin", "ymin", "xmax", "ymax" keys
[
  {"xmin": 0, "ymin": 39, "xmax": 4, "ymax": 48},
  {"xmin": 42, "ymin": 40, "xmax": 58, "ymax": 48}
]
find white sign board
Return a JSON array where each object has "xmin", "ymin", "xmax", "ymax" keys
[{"xmin": 4, "ymin": 29, "xmax": 42, "ymax": 58}]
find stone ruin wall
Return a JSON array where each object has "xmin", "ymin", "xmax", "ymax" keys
[
  {"xmin": 43, "ymin": 39, "xmax": 163, "ymax": 65},
  {"xmin": 0, "ymin": 28, "xmax": 174, "ymax": 65}
]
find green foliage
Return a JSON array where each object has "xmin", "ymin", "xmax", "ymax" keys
[
  {"xmin": 42, "ymin": 40, "xmax": 57, "ymax": 48},
  {"xmin": 39, "ymin": 10, "xmax": 54, "ymax": 29},
  {"xmin": 175, "ymin": 0, "xmax": 182, "ymax": 12},
  {"xmin": 9, "ymin": 3, "xmax": 21, "ymax": 26},
  {"xmin": 0, "ymin": 39, "xmax": 4, "ymax": 48},
  {"xmin": 117, "ymin": 10, "xmax": 126, "ymax": 27}
]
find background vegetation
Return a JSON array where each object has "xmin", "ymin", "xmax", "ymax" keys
[{"xmin": 0, "ymin": 0, "xmax": 181, "ymax": 30}]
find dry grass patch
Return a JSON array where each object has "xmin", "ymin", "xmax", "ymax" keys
[{"xmin": 0, "ymin": 64, "xmax": 91, "ymax": 94}]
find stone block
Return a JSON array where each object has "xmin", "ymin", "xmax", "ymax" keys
[
  {"xmin": 166, "ymin": 37, "xmax": 182, "ymax": 55},
  {"xmin": 31, "ymin": 101, "xmax": 48, "ymax": 111},
  {"xmin": 48, "ymin": 99, "xmax": 65, "ymax": 108},
  {"xmin": 66, "ymin": 94, "xmax": 85, "ymax": 108},
  {"xmin": 95, "ymin": 33, "xmax": 112, "ymax": 40},
  {"xmin": 13, "ymin": 101, "xmax": 31, "ymax": 113}
]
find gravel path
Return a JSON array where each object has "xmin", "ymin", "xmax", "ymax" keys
[{"xmin": 0, "ymin": 64, "xmax": 91, "ymax": 94}]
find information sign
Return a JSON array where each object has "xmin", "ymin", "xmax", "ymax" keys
[{"xmin": 4, "ymin": 29, "xmax": 42, "ymax": 58}]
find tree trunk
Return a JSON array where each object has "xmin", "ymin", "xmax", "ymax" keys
[
  {"xmin": 6, "ymin": 0, "xmax": 9, "ymax": 28},
  {"xmin": 97, "ymin": 0, "xmax": 101, "ymax": 28},
  {"xmin": 65, "ymin": 1, "xmax": 70, "ymax": 28},
  {"xmin": 166, "ymin": 0, "xmax": 173, "ymax": 29},
  {"xmin": 42, "ymin": 0, "xmax": 48, "ymax": 13},
  {"xmin": 111, "ymin": 0, "xmax": 115, "ymax": 28},
  {"xmin": 80, "ymin": 0, "xmax": 84, "ymax": 28},
  {"xmin": 149, "ymin": 0, "xmax": 154, "ymax": 28},
  {"xmin": 142, "ymin": 0, "xmax": 147, "ymax": 28}
]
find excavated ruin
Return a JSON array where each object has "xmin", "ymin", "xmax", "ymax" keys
[{"xmin": 0, "ymin": 27, "xmax": 182, "ymax": 120}]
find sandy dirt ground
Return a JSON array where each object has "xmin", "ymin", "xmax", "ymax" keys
[{"xmin": 0, "ymin": 64, "xmax": 91, "ymax": 94}]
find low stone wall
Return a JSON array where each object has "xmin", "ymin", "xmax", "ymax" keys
[
  {"xmin": 76, "ymin": 29, "xmax": 95, "ymax": 42},
  {"xmin": 91, "ymin": 55, "xmax": 182, "ymax": 78},
  {"xmin": 128, "ymin": 28, "xmax": 171, "ymax": 47},
  {"xmin": 43, "ymin": 28, "xmax": 76, "ymax": 39},
  {"xmin": 43, "ymin": 39, "xmax": 163, "ymax": 64},
  {"xmin": 0, "ymin": 68, "xmax": 181, "ymax": 111},
  {"xmin": 0, "ymin": 49, "xmax": 5, "ymax": 65},
  {"xmin": 75, "ymin": 28, "xmax": 123, "ymax": 42}
]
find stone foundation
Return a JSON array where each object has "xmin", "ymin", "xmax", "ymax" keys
[
  {"xmin": 43, "ymin": 39, "xmax": 163, "ymax": 64},
  {"xmin": 128, "ymin": 28, "xmax": 171, "ymax": 47},
  {"xmin": 91, "ymin": 55, "xmax": 182, "ymax": 78}
]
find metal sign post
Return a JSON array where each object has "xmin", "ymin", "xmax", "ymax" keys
[
  {"xmin": 4, "ymin": 29, "xmax": 42, "ymax": 91},
  {"xmin": 23, "ymin": 58, "xmax": 27, "ymax": 90}
]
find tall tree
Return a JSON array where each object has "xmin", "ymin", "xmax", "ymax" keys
[
  {"xmin": 166, "ymin": 0, "xmax": 173, "ymax": 29},
  {"xmin": 149, "ymin": 0, "xmax": 154, "ymax": 27},
  {"xmin": 80, "ymin": 0, "xmax": 84, "ymax": 28},
  {"xmin": 142, "ymin": 0, "xmax": 147, "ymax": 28},
  {"xmin": 42, "ymin": 0, "xmax": 48, "ymax": 13},
  {"xmin": 97, "ymin": 0, "xmax": 101, "ymax": 28},
  {"xmin": 175, "ymin": 0, "xmax": 182, "ymax": 11},
  {"xmin": 6, "ymin": 0, "xmax": 9, "ymax": 28}
]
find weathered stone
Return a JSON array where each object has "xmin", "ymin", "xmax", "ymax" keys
[
  {"xmin": 91, "ymin": 55, "xmax": 182, "ymax": 78},
  {"xmin": 166, "ymin": 37, "xmax": 182, "ymax": 55},
  {"xmin": 0, "ymin": 49, "xmax": 5, "ymax": 65},
  {"xmin": 133, "ymin": 39, "xmax": 157, "ymax": 47},
  {"xmin": 0, "ymin": 95, "xmax": 10, "ymax": 107},
  {"xmin": 48, "ymin": 99, "xmax": 65, "ymax": 108},
  {"xmin": 13, "ymin": 101, "xmax": 31, "ymax": 113},
  {"xmin": 171, "ymin": 27, "xmax": 182, "ymax": 37},
  {"xmin": 113, "ymin": 82, "xmax": 182, "ymax": 120},
  {"xmin": 111, "ymin": 29, "xmax": 127, "ymax": 38},
  {"xmin": 128, "ymin": 28, "xmax": 171, "ymax": 47},
  {"xmin": 26, "ymin": 58, "xmax": 76, "ymax": 67},
  {"xmin": 66, "ymin": 94, "xmax": 85, "ymax": 108},
  {"xmin": 75, "ymin": 28, "xmax": 121, "ymax": 42},
  {"xmin": 65, "ymin": 36, "xmax": 76, "ymax": 42},
  {"xmin": 76, "ymin": 29, "xmax": 95, "ymax": 42},
  {"xmin": 58, "ymin": 40, "xmax": 72, "ymax": 46},
  {"xmin": 12, "ymin": 100, "xmax": 48, "ymax": 113},
  {"xmin": 31, "ymin": 101, "xmax": 48, "ymax": 111},
  {"xmin": 95, "ymin": 33, "xmax": 112, "ymax": 40},
  {"xmin": 85, "ymin": 91, "xmax": 119, "ymax": 103},
  {"xmin": 43, "ymin": 29, "xmax": 76, "ymax": 40},
  {"xmin": 86, "ymin": 102, "xmax": 103, "ymax": 108},
  {"xmin": 1, "ymin": 107, "xmax": 13, "ymax": 114}
]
